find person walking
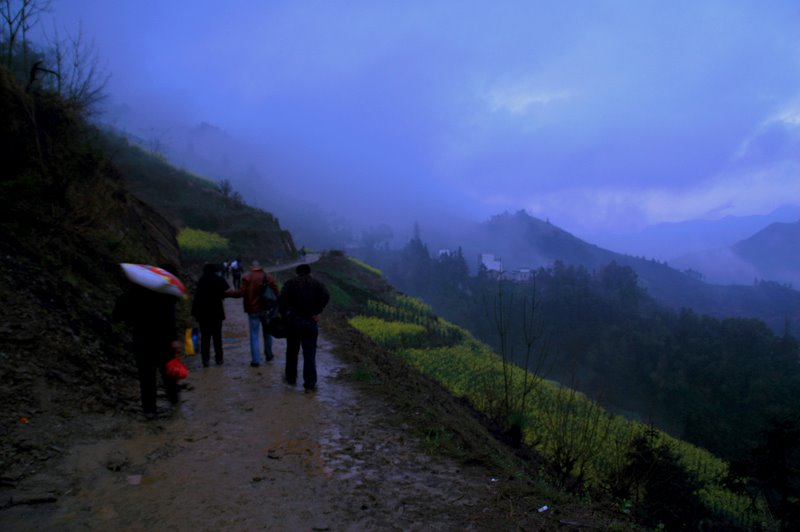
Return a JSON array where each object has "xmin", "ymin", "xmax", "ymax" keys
[
  {"xmin": 230, "ymin": 260, "xmax": 280, "ymax": 367},
  {"xmin": 113, "ymin": 263, "xmax": 183, "ymax": 419},
  {"xmin": 191, "ymin": 263, "xmax": 233, "ymax": 367},
  {"xmin": 230, "ymin": 258, "xmax": 242, "ymax": 290},
  {"xmin": 279, "ymin": 263, "xmax": 330, "ymax": 392}
]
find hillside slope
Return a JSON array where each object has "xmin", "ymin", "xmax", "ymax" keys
[
  {"xmin": 0, "ymin": 66, "xmax": 294, "ymax": 480},
  {"xmin": 0, "ymin": 66, "xmax": 185, "ymax": 476},
  {"xmin": 100, "ymin": 131, "xmax": 297, "ymax": 268}
]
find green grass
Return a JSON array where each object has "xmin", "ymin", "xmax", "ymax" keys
[
  {"xmin": 327, "ymin": 281, "xmax": 354, "ymax": 309},
  {"xmin": 177, "ymin": 227, "xmax": 229, "ymax": 251},
  {"xmin": 352, "ymin": 367, "xmax": 376, "ymax": 383},
  {"xmin": 348, "ymin": 257, "xmax": 383, "ymax": 276},
  {"xmin": 348, "ymin": 290, "xmax": 772, "ymax": 529}
]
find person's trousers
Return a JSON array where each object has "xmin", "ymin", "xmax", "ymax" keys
[
  {"xmin": 285, "ymin": 319, "xmax": 318, "ymax": 390},
  {"xmin": 248, "ymin": 312, "xmax": 273, "ymax": 364},
  {"xmin": 134, "ymin": 342, "xmax": 179, "ymax": 413},
  {"xmin": 198, "ymin": 319, "xmax": 223, "ymax": 365}
]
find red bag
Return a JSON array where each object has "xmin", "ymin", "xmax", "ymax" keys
[{"xmin": 166, "ymin": 357, "xmax": 189, "ymax": 380}]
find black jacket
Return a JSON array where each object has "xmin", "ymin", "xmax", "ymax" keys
[
  {"xmin": 279, "ymin": 274, "xmax": 330, "ymax": 319},
  {"xmin": 113, "ymin": 284, "xmax": 178, "ymax": 348},
  {"xmin": 191, "ymin": 273, "xmax": 230, "ymax": 322}
]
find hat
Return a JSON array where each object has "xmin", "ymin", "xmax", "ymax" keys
[{"xmin": 296, "ymin": 264, "xmax": 311, "ymax": 275}]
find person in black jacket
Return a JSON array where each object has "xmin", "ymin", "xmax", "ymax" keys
[
  {"xmin": 278, "ymin": 263, "xmax": 330, "ymax": 392},
  {"xmin": 191, "ymin": 263, "xmax": 233, "ymax": 367},
  {"xmin": 113, "ymin": 263, "xmax": 183, "ymax": 419}
]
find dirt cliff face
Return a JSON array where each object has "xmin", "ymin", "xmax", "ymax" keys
[
  {"xmin": 0, "ymin": 65, "xmax": 187, "ymax": 480},
  {"xmin": 0, "ymin": 197, "xmax": 185, "ymax": 481},
  {"xmin": 122, "ymin": 194, "xmax": 184, "ymax": 269}
]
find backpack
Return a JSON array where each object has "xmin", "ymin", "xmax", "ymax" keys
[{"xmin": 260, "ymin": 279, "xmax": 278, "ymax": 310}]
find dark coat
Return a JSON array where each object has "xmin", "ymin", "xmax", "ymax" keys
[
  {"xmin": 113, "ymin": 284, "xmax": 178, "ymax": 348},
  {"xmin": 279, "ymin": 273, "xmax": 330, "ymax": 319},
  {"xmin": 191, "ymin": 272, "xmax": 231, "ymax": 322}
]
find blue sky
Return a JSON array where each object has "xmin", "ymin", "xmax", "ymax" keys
[{"xmin": 48, "ymin": 0, "xmax": 800, "ymax": 242}]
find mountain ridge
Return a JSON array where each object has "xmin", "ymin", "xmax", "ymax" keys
[
  {"xmin": 455, "ymin": 210, "xmax": 800, "ymax": 335},
  {"xmin": 580, "ymin": 204, "xmax": 800, "ymax": 261},
  {"xmin": 671, "ymin": 218, "xmax": 800, "ymax": 288}
]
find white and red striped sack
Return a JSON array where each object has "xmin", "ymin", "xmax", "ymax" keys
[{"xmin": 120, "ymin": 263, "xmax": 187, "ymax": 299}]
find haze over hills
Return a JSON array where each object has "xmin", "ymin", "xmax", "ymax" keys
[
  {"xmin": 108, "ymin": 120, "xmax": 800, "ymax": 334},
  {"xmin": 107, "ymin": 118, "xmax": 800, "ymax": 267},
  {"xmin": 672, "ymin": 218, "xmax": 800, "ymax": 288},
  {"xmin": 581, "ymin": 204, "xmax": 800, "ymax": 261},
  {"xmin": 97, "ymin": 118, "xmax": 800, "ymax": 334},
  {"xmin": 443, "ymin": 210, "xmax": 800, "ymax": 336}
]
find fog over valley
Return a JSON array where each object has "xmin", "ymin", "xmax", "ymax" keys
[{"xmin": 48, "ymin": 1, "xmax": 800, "ymax": 284}]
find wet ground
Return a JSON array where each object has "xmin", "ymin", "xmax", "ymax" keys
[{"xmin": 1, "ymin": 298, "xmax": 513, "ymax": 531}]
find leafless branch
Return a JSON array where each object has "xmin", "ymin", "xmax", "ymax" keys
[
  {"xmin": 1, "ymin": 0, "xmax": 51, "ymax": 68},
  {"xmin": 45, "ymin": 20, "xmax": 109, "ymax": 115}
]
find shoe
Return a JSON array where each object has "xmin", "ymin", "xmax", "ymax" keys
[
  {"xmin": 202, "ymin": 362, "xmax": 210, "ymax": 368},
  {"xmin": 265, "ymin": 353, "xmax": 274, "ymax": 362},
  {"xmin": 283, "ymin": 377, "xmax": 296, "ymax": 386},
  {"xmin": 304, "ymin": 385, "xmax": 317, "ymax": 394},
  {"xmin": 250, "ymin": 362, "xmax": 260, "ymax": 368},
  {"xmin": 215, "ymin": 359, "xmax": 223, "ymax": 365}
]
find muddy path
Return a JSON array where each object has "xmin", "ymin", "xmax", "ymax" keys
[{"xmin": 1, "ymin": 298, "xmax": 514, "ymax": 531}]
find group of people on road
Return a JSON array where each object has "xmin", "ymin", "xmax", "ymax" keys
[
  {"xmin": 114, "ymin": 258, "xmax": 329, "ymax": 418},
  {"xmin": 221, "ymin": 258, "xmax": 243, "ymax": 289}
]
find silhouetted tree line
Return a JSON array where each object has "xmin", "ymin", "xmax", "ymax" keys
[
  {"xmin": 1, "ymin": 0, "xmax": 108, "ymax": 113},
  {"xmin": 357, "ymin": 232, "xmax": 800, "ymax": 528}
]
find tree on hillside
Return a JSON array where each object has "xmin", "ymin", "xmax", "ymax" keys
[
  {"xmin": 46, "ymin": 21, "xmax": 108, "ymax": 113},
  {"xmin": 614, "ymin": 428, "xmax": 705, "ymax": 529},
  {"xmin": 217, "ymin": 178, "xmax": 243, "ymax": 205},
  {"xmin": 597, "ymin": 261, "xmax": 643, "ymax": 311},
  {"xmin": 484, "ymin": 277, "xmax": 550, "ymax": 448},
  {"xmin": 1, "ymin": 0, "xmax": 51, "ymax": 71},
  {"xmin": 732, "ymin": 416, "xmax": 800, "ymax": 531},
  {"xmin": 1, "ymin": 0, "xmax": 108, "ymax": 113},
  {"xmin": 399, "ymin": 223, "xmax": 431, "ymax": 284}
]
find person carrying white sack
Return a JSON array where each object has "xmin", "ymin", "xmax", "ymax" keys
[{"xmin": 113, "ymin": 262, "xmax": 186, "ymax": 419}]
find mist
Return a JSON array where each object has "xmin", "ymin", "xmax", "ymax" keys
[{"xmin": 49, "ymin": 0, "xmax": 800, "ymax": 257}]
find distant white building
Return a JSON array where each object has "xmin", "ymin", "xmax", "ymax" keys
[
  {"xmin": 503, "ymin": 268, "xmax": 533, "ymax": 282},
  {"xmin": 478, "ymin": 253, "xmax": 503, "ymax": 273},
  {"xmin": 437, "ymin": 249, "xmax": 452, "ymax": 258}
]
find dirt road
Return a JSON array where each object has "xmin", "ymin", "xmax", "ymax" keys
[{"xmin": 1, "ymin": 298, "xmax": 512, "ymax": 530}]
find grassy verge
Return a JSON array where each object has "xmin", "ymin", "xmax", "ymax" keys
[{"xmin": 302, "ymin": 253, "xmax": 771, "ymax": 530}]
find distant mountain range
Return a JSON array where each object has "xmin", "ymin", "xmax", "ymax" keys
[
  {"xmin": 582, "ymin": 204, "xmax": 800, "ymax": 261},
  {"xmin": 456, "ymin": 210, "xmax": 800, "ymax": 335},
  {"xmin": 672, "ymin": 219, "xmax": 800, "ymax": 288}
]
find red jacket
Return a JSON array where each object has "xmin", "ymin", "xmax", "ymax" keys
[{"xmin": 232, "ymin": 268, "xmax": 279, "ymax": 314}]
